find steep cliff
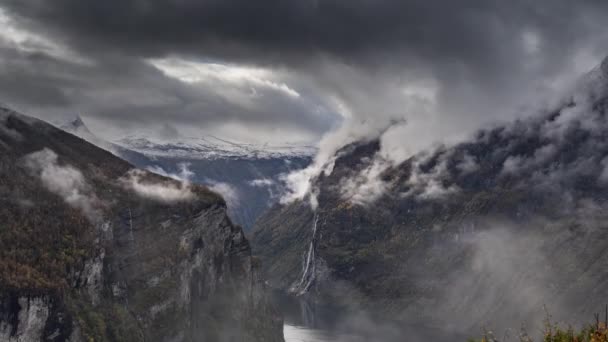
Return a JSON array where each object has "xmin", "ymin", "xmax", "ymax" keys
[{"xmin": 0, "ymin": 107, "xmax": 283, "ymax": 342}]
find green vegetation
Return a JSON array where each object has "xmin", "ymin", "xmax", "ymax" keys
[
  {"xmin": 68, "ymin": 295, "xmax": 144, "ymax": 342},
  {"xmin": 0, "ymin": 199, "xmax": 95, "ymax": 293},
  {"xmin": 470, "ymin": 325, "xmax": 608, "ymax": 342},
  {"xmin": 470, "ymin": 312, "xmax": 608, "ymax": 342}
]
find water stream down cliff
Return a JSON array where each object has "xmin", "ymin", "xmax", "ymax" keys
[{"xmin": 291, "ymin": 213, "xmax": 320, "ymax": 296}]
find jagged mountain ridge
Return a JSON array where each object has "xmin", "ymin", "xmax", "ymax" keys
[
  {"xmin": 59, "ymin": 117, "xmax": 313, "ymax": 230},
  {"xmin": 0, "ymin": 107, "xmax": 283, "ymax": 342},
  {"xmin": 252, "ymin": 56, "xmax": 608, "ymax": 335}
]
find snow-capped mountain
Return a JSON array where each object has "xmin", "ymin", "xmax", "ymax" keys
[
  {"xmin": 116, "ymin": 134, "xmax": 317, "ymax": 160},
  {"xmin": 59, "ymin": 116, "xmax": 317, "ymax": 160}
]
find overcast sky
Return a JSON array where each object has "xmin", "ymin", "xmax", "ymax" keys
[{"xmin": 1, "ymin": 0, "xmax": 607, "ymax": 144}]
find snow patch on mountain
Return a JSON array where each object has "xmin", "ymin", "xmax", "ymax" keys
[{"xmin": 115, "ymin": 134, "xmax": 317, "ymax": 160}]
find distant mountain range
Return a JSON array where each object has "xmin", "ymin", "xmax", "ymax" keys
[
  {"xmin": 59, "ymin": 117, "xmax": 314, "ymax": 230},
  {"xmin": 251, "ymin": 56, "xmax": 608, "ymax": 337},
  {"xmin": 116, "ymin": 134, "xmax": 316, "ymax": 160},
  {"xmin": 60, "ymin": 116, "xmax": 316, "ymax": 160}
]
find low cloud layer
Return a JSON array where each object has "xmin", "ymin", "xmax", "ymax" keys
[
  {"xmin": 295, "ymin": 215, "xmax": 607, "ymax": 340},
  {"xmin": 121, "ymin": 169, "xmax": 194, "ymax": 202},
  {"xmin": 288, "ymin": 57, "xmax": 608, "ymax": 208},
  {"xmin": 437, "ymin": 226, "xmax": 562, "ymax": 334},
  {"xmin": 206, "ymin": 180, "xmax": 240, "ymax": 209},
  {"xmin": 339, "ymin": 158, "xmax": 390, "ymax": 205},
  {"xmin": 23, "ymin": 148, "xmax": 100, "ymax": 220},
  {"xmin": 145, "ymin": 163, "xmax": 240, "ymax": 207},
  {"xmin": 146, "ymin": 163, "xmax": 194, "ymax": 183}
]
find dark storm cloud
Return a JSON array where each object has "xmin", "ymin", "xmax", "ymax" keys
[
  {"xmin": 4, "ymin": 0, "xmax": 608, "ymax": 64},
  {"xmin": 1, "ymin": 0, "xmax": 608, "ymax": 143},
  {"xmin": 0, "ymin": 40, "xmax": 331, "ymax": 140},
  {"xmin": 0, "ymin": 47, "xmax": 73, "ymax": 106}
]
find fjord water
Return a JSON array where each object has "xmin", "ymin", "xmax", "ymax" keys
[
  {"xmin": 279, "ymin": 293, "xmax": 366, "ymax": 342},
  {"xmin": 283, "ymin": 317, "xmax": 466, "ymax": 342},
  {"xmin": 284, "ymin": 324, "xmax": 363, "ymax": 342},
  {"xmin": 277, "ymin": 292, "xmax": 465, "ymax": 342},
  {"xmin": 283, "ymin": 324, "xmax": 330, "ymax": 342}
]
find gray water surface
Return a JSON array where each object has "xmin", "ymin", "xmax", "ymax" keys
[
  {"xmin": 277, "ymin": 292, "xmax": 465, "ymax": 342},
  {"xmin": 284, "ymin": 324, "xmax": 366, "ymax": 342}
]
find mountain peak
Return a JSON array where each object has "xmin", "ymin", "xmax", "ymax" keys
[
  {"xmin": 59, "ymin": 115, "xmax": 94, "ymax": 140},
  {"xmin": 61, "ymin": 114, "xmax": 88, "ymax": 131},
  {"xmin": 71, "ymin": 115, "xmax": 85, "ymax": 127},
  {"xmin": 58, "ymin": 115, "xmax": 120, "ymax": 154}
]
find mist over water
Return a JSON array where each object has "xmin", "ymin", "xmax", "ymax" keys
[
  {"xmin": 275, "ymin": 215, "xmax": 608, "ymax": 342},
  {"xmin": 284, "ymin": 324, "xmax": 362, "ymax": 342},
  {"xmin": 277, "ymin": 292, "xmax": 468, "ymax": 342}
]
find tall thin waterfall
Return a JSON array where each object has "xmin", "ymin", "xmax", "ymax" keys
[{"xmin": 292, "ymin": 213, "xmax": 320, "ymax": 296}]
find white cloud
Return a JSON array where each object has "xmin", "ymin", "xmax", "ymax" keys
[
  {"xmin": 279, "ymin": 118, "xmax": 388, "ymax": 209},
  {"xmin": 501, "ymin": 155, "xmax": 524, "ymax": 175},
  {"xmin": 278, "ymin": 49, "xmax": 608, "ymax": 209},
  {"xmin": 340, "ymin": 157, "xmax": 391, "ymax": 205},
  {"xmin": 598, "ymin": 156, "xmax": 608, "ymax": 184},
  {"xmin": 405, "ymin": 156, "xmax": 459, "ymax": 200},
  {"xmin": 23, "ymin": 148, "xmax": 100, "ymax": 220},
  {"xmin": 339, "ymin": 146, "xmax": 460, "ymax": 205},
  {"xmin": 278, "ymin": 65, "xmax": 461, "ymax": 208},
  {"xmin": 205, "ymin": 180, "xmax": 239, "ymax": 208},
  {"xmin": 148, "ymin": 57, "xmax": 301, "ymax": 98},
  {"xmin": 439, "ymin": 225, "xmax": 562, "ymax": 333},
  {"xmin": 146, "ymin": 163, "xmax": 194, "ymax": 182},
  {"xmin": 501, "ymin": 144, "xmax": 557, "ymax": 176},
  {"xmin": 280, "ymin": 163, "xmax": 322, "ymax": 208},
  {"xmin": 0, "ymin": 8, "xmax": 89, "ymax": 64},
  {"xmin": 249, "ymin": 178, "xmax": 274, "ymax": 187},
  {"xmin": 121, "ymin": 169, "xmax": 194, "ymax": 202},
  {"xmin": 456, "ymin": 153, "xmax": 479, "ymax": 175},
  {"xmin": 531, "ymin": 144, "xmax": 557, "ymax": 165}
]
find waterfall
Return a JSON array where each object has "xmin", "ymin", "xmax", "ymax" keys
[{"xmin": 292, "ymin": 213, "xmax": 320, "ymax": 296}]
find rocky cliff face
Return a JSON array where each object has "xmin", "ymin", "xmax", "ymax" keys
[
  {"xmin": 252, "ymin": 57, "xmax": 608, "ymax": 334},
  {"xmin": 0, "ymin": 107, "xmax": 283, "ymax": 342}
]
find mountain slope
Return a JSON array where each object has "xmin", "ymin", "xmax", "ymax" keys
[
  {"xmin": 0, "ymin": 107, "xmax": 283, "ymax": 342},
  {"xmin": 252, "ymin": 56, "xmax": 608, "ymax": 334}
]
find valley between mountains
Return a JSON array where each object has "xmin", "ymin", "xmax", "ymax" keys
[{"xmin": 3, "ymin": 57, "xmax": 608, "ymax": 342}]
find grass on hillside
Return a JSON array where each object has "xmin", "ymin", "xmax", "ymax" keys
[{"xmin": 470, "ymin": 308, "xmax": 608, "ymax": 342}]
